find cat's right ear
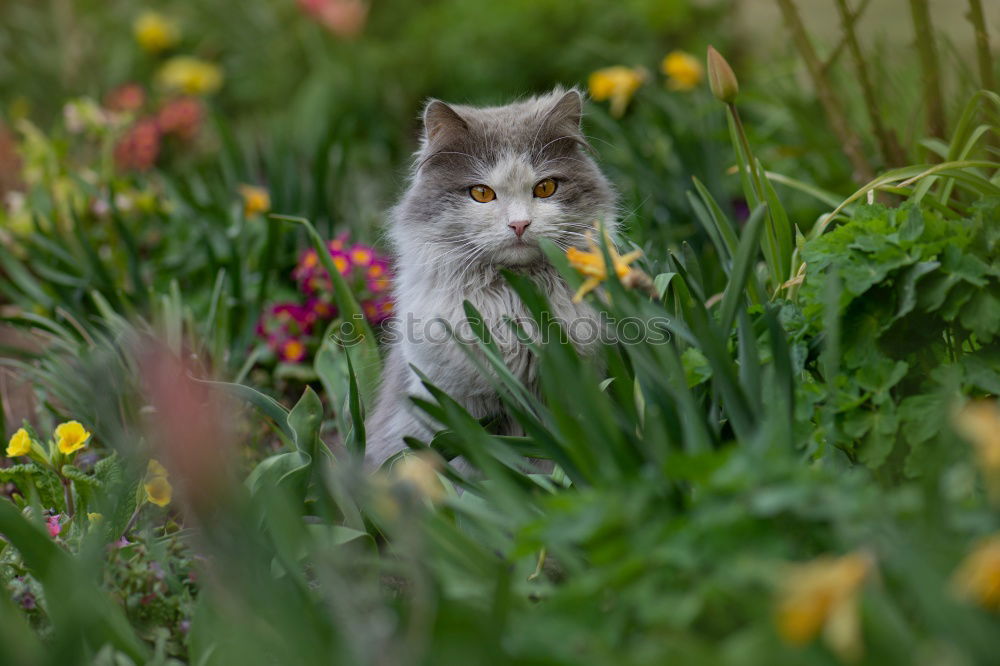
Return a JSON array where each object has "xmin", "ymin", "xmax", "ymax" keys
[{"xmin": 422, "ymin": 100, "xmax": 468, "ymax": 148}]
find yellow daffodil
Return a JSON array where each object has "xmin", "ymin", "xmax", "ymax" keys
[
  {"xmin": 393, "ymin": 451, "xmax": 446, "ymax": 505},
  {"xmin": 55, "ymin": 421, "xmax": 90, "ymax": 455},
  {"xmin": 661, "ymin": 51, "xmax": 703, "ymax": 91},
  {"xmin": 144, "ymin": 460, "xmax": 172, "ymax": 507},
  {"xmin": 158, "ymin": 57, "xmax": 223, "ymax": 96},
  {"xmin": 6, "ymin": 428, "xmax": 31, "ymax": 457},
  {"xmin": 144, "ymin": 475, "xmax": 173, "ymax": 507},
  {"xmin": 239, "ymin": 185, "xmax": 270, "ymax": 217},
  {"xmin": 147, "ymin": 459, "xmax": 169, "ymax": 479},
  {"xmin": 133, "ymin": 12, "xmax": 180, "ymax": 54},
  {"xmin": 952, "ymin": 534, "xmax": 1000, "ymax": 611},
  {"xmin": 565, "ymin": 227, "xmax": 642, "ymax": 302},
  {"xmin": 776, "ymin": 552, "xmax": 872, "ymax": 662},
  {"xmin": 588, "ymin": 66, "xmax": 646, "ymax": 118},
  {"xmin": 953, "ymin": 400, "xmax": 1000, "ymax": 501}
]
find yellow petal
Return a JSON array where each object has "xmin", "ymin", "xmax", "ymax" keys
[
  {"xmin": 144, "ymin": 476, "xmax": 173, "ymax": 507},
  {"xmin": 6, "ymin": 428, "xmax": 32, "ymax": 457},
  {"xmin": 54, "ymin": 420, "xmax": 90, "ymax": 455}
]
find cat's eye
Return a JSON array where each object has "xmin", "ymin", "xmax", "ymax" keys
[
  {"xmin": 533, "ymin": 178, "xmax": 557, "ymax": 198},
  {"xmin": 469, "ymin": 185, "xmax": 496, "ymax": 203}
]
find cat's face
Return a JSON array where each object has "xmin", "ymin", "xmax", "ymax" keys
[{"xmin": 393, "ymin": 89, "xmax": 616, "ymax": 268}]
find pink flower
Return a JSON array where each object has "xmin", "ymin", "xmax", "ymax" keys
[
  {"xmin": 104, "ymin": 83, "xmax": 146, "ymax": 112},
  {"xmin": 46, "ymin": 515, "xmax": 62, "ymax": 538},
  {"xmin": 157, "ymin": 97, "xmax": 203, "ymax": 140},
  {"xmin": 362, "ymin": 297, "xmax": 394, "ymax": 325},
  {"xmin": 279, "ymin": 338, "xmax": 308, "ymax": 363},
  {"xmin": 307, "ymin": 298, "xmax": 337, "ymax": 321},
  {"xmin": 297, "ymin": 0, "xmax": 368, "ymax": 38},
  {"xmin": 114, "ymin": 118, "xmax": 160, "ymax": 171},
  {"xmin": 349, "ymin": 244, "xmax": 375, "ymax": 266}
]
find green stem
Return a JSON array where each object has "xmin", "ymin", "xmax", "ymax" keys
[
  {"xmin": 834, "ymin": 0, "xmax": 904, "ymax": 167},
  {"xmin": 60, "ymin": 475, "xmax": 75, "ymax": 519},
  {"xmin": 909, "ymin": 0, "xmax": 946, "ymax": 141},
  {"xmin": 774, "ymin": 0, "xmax": 875, "ymax": 181},
  {"xmin": 967, "ymin": 0, "xmax": 995, "ymax": 92}
]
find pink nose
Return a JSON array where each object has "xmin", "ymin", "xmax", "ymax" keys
[{"xmin": 508, "ymin": 220, "xmax": 531, "ymax": 238}]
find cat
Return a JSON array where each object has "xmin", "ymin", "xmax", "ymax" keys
[{"xmin": 364, "ymin": 88, "xmax": 617, "ymax": 469}]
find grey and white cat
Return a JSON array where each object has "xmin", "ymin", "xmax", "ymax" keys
[{"xmin": 365, "ymin": 88, "xmax": 616, "ymax": 468}]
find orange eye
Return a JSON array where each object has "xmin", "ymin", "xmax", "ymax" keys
[
  {"xmin": 533, "ymin": 178, "xmax": 557, "ymax": 198},
  {"xmin": 469, "ymin": 185, "xmax": 496, "ymax": 203}
]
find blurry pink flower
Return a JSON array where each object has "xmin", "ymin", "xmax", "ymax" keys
[
  {"xmin": 307, "ymin": 298, "xmax": 336, "ymax": 321},
  {"xmin": 298, "ymin": 0, "xmax": 368, "ymax": 38},
  {"xmin": 46, "ymin": 515, "xmax": 61, "ymax": 538},
  {"xmin": 105, "ymin": 83, "xmax": 147, "ymax": 112},
  {"xmin": 349, "ymin": 244, "xmax": 375, "ymax": 266},
  {"xmin": 114, "ymin": 118, "xmax": 160, "ymax": 171},
  {"xmin": 363, "ymin": 297, "xmax": 394, "ymax": 325},
  {"xmin": 280, "ymin": 338, "xmax": 308, "ymax": 363},
  {"xmin": 157, "ymin": 97, "xmax": 203, "ymax": 140}
]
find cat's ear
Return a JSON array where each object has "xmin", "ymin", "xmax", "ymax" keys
[
  {"xmin": 422, "ymin": 100, "xmax": 468, "ymax": 147},
  {"xmin": 545, "ymin": 89, "xmax": 583, "ymax": 131}
]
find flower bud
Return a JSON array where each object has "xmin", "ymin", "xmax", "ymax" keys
[{"xmin": 706, "ymin": 46, "xmax": 739, "ymax": 104}]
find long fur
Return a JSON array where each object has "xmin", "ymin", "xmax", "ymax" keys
[{"xmin": 365, "ymin": 88, "xmax": 617, "ymax": 468}]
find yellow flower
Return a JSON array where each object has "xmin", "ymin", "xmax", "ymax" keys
[
  {"xmin": 661, "ymin": 51, "xmax": 703, "ymax": 91},
  {"xmin": 6, "ymin": 428, "xmax": 31, "ymax": 457},
  {"xmin": 776, "ymin": 552, "xmax": 872, "ymax": 662},
  {"xmin": 953, "ymin": 400, "xmax": 1000, "ymax": 500},
  {"xmin": 588, "ymin": 66, "xmax": 646, "ymax": 118},
  {"xmin": 87, "ymin": 512, "xmax": 103, "ymax": 523},
  {"xmin": 239, "ymin": 185, "xmax": 270, "ymax": 217},
  {"xmin": 144, "ymin": 475, "xmax": 173, "ymax": 507},
  {"xmin": 55, "ymin": 421, "xmax": 90, "ymax": 455},
  {"xmin": 565, "ymin": 226, "xmax": 642, "ymax": 303},
  {"xmin": 393, "ymin": 451, "xmax": 446, "ymax": 505},
  {"xmin": 133, "ymin": 12, "xmax": 180, "ymax": 54},
  {"xmin": 157, "ymin": 57, "xmax": 223, "ymax": 96},
  {"xmin": 147, "ymin": 458, "xmax": 169, "ymax": 479},
  {"xmin": 952, "ymin": 534, "xmax": 1000, "ymax": 610}
]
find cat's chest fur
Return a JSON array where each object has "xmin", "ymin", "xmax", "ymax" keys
[{"xmin": 394, "ymin": 262, "xmax": 597, "ymax": 401}]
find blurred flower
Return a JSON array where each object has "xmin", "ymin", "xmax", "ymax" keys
[
  {"xmin": 279, "ymin": 339, "xmax": 308, "ymax": 363},
  {"xmin": 104, "ymin": 84, "xmax": 146, "ymax": 113},
  {"xmin": 114, "ymin": 118, "xmax": 160, "ymax": 171},
  {"xmin": 307, "ymin": 298, "xmax": 336, "ymax": 321},
  {"xmin": 297, "ymin": 0, "xmax": 369, "ymax": 38},
  {"xmin": 158, "ymin": 57, "xmax": 223, "ymax": 96},
  {"xmin": 239, "ymin": 184, "xmax": 270, "ymax": 217},
  {"xmin": 2, "ymin": 191, "xmax": 33, "ymax": 236},
  {"xmin": 392, "ymin": 451, "xmax": 446, "ymax": 504},
  {"xmin": 6, "ymin": 427, "xmax": 31, "ymax": 457},
  {"xmin": 707, "ymin": 45, "xmax": 739, "ymax": 104},
  {"xmin": 134, "ymin": 12, "xmax": 180, "ymax": 53},
  {"xmin": 46, "ymin": 515, "xmax": 62, "ymax": 538},
  {"xmin": 953, "ymin": 400, "xmax": 1000, "ymax": 500},
  {"xmin": 776, "ymin": 552, "xmax": 872, "ymax": 662},
  {"xmin": 350, "ymin": 244, "xmax": 374, "ymax": 266},
  {"xmin": 332, "ymin": 251, "xmax": 351, "ymax": 276},
  {"xmin": 362, "ymin": 297, "xmax": 394, "ymax": 325},
  {"xmin": 588, "ymin": 66, "xmax": 646, "ymax": 118},
  {"xmin": 157, "ymin": 97, "xmax": 203, "ymax": 140},
  {"xmin": 55, "ymin": 420, "xmax": 90, "ymax": 455},
  {"xmin": 565, "ymin": 227, "xmax": 642, "ymax": 302},
  {"xmin": 145, "ymin": 475, "xmax": 173, "ymax": 507},
  {"xmin": 63, "ymin": 98, "xmax": 111, "ymax": 134},
  {"xmin": 661, "ymin": 50, "xmax": 703, "ymax": 91},
  {"xmin": 144, "ymin": 459, "xmax": 172, "ymax": 507},
  {"xmin": 87, "ymin": 512, "xmax": 103, "ymax": 523},
  {"xmin": 952, "ymin": 534, "xmax": 1000, "ymax": 611}
]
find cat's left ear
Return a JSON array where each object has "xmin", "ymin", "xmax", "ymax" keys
[{"xmin": 543, "ymin": 89, "xmax": 586, "ymax": 145}]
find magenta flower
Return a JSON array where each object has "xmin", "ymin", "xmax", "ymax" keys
[
  {"xmin": 362, "ymin": 296, "xmax": 395, "ymax": 325},
  {"xmin": 307, "ymin": 298, "xmax": 337, "ymax": 321},
  {"xmin": 46, "ymin": 515, "xmax": 62, "ymax": 538}
]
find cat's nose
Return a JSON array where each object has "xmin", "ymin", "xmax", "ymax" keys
[{"xmin": 508, "ymin": 219, "xmax": 531, "ymax": 238}]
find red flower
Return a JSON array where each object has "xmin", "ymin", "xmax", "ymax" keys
[
  {"xmin": 157, "ymin": 97, "xmax": 203, "ymax": 140},
  {"xmin": 104, "ymin": 83, "xmax": 146, "ymax": 112},
  {"xmin": 46, "ymin": 515, "xmax": 62, "ymax": 538},
  {"xmin": 114, "ymin": 118, "xmax": 160, "ymax": 171}
]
